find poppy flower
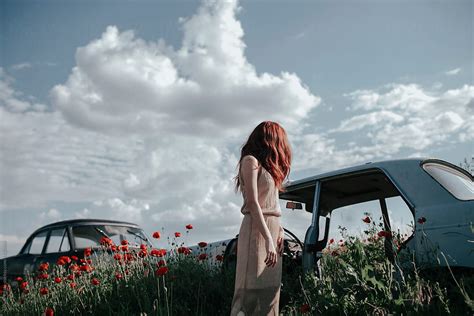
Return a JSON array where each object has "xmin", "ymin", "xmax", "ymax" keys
[
  {"xmin": 216, "ymin": 255, "xmax": 224, "ymax": 261},
  {"xmin": 91, "ymin": 278, "xmax": 100, "ymax": 286},
  {"xmin": 115, "ymin": 272, "xmax": 123, "ymax": 280},
  {"xmin": 121, "ymin": 239, "xmax": 129, "ymax": 246},
  {"xmin": 113, "ymin": 253, "xmax": 122, "ymax": 261},
  {"xmin": 186, "ymin": 224, "xmax": 193, "ymax": 230},
  {"xmin": 119, "ymin": 245, "xmax": 129, "ymax": 252},
  {"xmin": 67, "ymin": 274, "xmax": 75, "ymax": 281},
  {"xmin": 157, "ymin": 259, "xmax": 166, "ymax": 267},
  {"xmin": 174, "ymin": 232, "xmax": 181, "ymax": 238},
  {"xmin": 84, "ymin": 248, "xmax": 92, "ymax": 257},
  {"xmin": 100, "ymin": 237, "xmax": 114, "ymax": 247},
  {"xmin": 300, "ymin": 303, "xmax": 310, "ymax": 314},
  {"xmin": 37, "ymin": 273, "xmax": 49, "ymax": 280},
  {"xmin": 57, "ymin": 256, "xmax": 71, "ymax": 265},
  {"xmin": 15, "ymin": 276, "xmax": 23, "ymax": 282},
  {"xmin": 138, "ymin": 250, "xmax": 148, "ymax": 258},
  {"xmin": 198, "ymin": 253, "xmax": 208, "ymax": 260},
  {"xmin": 362, "ymin": 216, "xmax": 371, "ymax": 224},
  {"xmin": 40, "ymin": 287, "xmax": 49, "ymax": 295},
  {"xmin": 151, "ymin": 248, "xmax": 166, "ymax": 257},
  {"xmin": 140, "ymin": 244, "xmax": 147, "ymax": 250},
  {"xmin": 152, "ymin": 231, "xmax": 161, "ymax": 239},
  {"xmin": 69, "ymin": 264, "xmax": 79, "ymax": 272},
  {"xmin": 377, "ymin": 231, "xmax": 392, "ymax": 238},
  {"xmin": 329, "ymin": 238, "xmax": 334, "ymax": 244},
  {"xmin": 54, "ymin": 277, "xmax": 62, "ymax": 284},
  {"xmin": 155, "ymin": 266, "xmax": 169, "ymax": 277},
  {"xmin": 44, "ymin": 307, "xmax": 54, "ymax": 316},
  {"xmin": 71, "ymin": 256, "xmax": 78, "ymax": 261},
  {"xmin": 20, "ymin": 281, "xmax": 28, "ymax": 290},
  {"xmin": 79, "ymin": 265, "xmax": 93, "ymax": 273},
  {"xmin": 198, "ymin": 242, "xmax": 208, "ymax": 248},
  {"xmin": 69, "ymin": 282, "xmax": 77, "ymax": 289},
  {"xmin": 38, "ymin": 262, "xmax": 49, "ymax": 271},
  {"xmin": 417, "ymin": 217, "xmax": 427, "ymax": 224}
]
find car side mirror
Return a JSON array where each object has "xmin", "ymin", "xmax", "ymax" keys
[{"xmin": 286, "ymin": 201, "xmax": 303, "ymax": 210}]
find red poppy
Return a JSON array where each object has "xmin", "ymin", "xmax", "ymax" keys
[
  {"xmin": 152, "ymin": 231, "xmax": 161, "ymax": 239},
  {"xmin": 174, "ymin": 232, "xmax": 181, "ymax": 238},
  {"xmin": 79, "ymin": 265, "xmax": 93, "ymax": 273},
  {"xmin": 71, "ymin": 255, "xmax": 78, "ymax": 261},
  {"xmin": 100, "ymin": 237, "xmax": 114, "ymax": 247},
  {"xmin": 40, "ymin": 287, "xmax": 49, "ymax": 295},
  {"xmin": 157, "ymin": 259, "xmax": 166, "ymax": 267},
  {"xmin": 38, "ymin": 262, "xmax": 49, "ymax": 271},
  {"xmin": 69, "ymin": 264, "xmax": 79, "ymax": 272},
  {"xmin": 155, "ymin": 266, "xmax": 169, "ymax": 277},
  {"xmin": 140, "ymin": 244, "xmax": 147, "ymax": 250},
  {"xmin": 377, "ymin": 231, "xmax": 392, "ymax": 238},
  {"xmin": 20, "ymin": 281, "xmax": 28, "ymax": 290},
  {"xmin": 57, "ymin": 256, "xmax": 72, "ymax": 265},
  {"xmin": 329, "ymin": 238, "xmax": 334, "ymax": 244},
  {"xmin": 84, "ymin": 248, "xmax": 92, "ymax": 257},
  {"xmin": 44, "ymin": 307, "xmax": 54, "ymax": 316},
  {"xmin": 216, "ymin": 255, "xmax": 224, "ymax": 261},
  {"xmin": 121, "ymin": 239, "xmax": 129, "ymax": 246},
  {"xmin": 67, "ymin": 274, "xmax": 75, "ymax": 281},
  {"xmin": 138, "ymin": 250, "xmax": 148, "ymax": 258},
  {"xmin": 115, "ymin": 272, "xmax": 123, "ymax": 280},
  {"xmin": 362, "ymin": 216, "xmax": 371, "ymax": 224},
  {"xmin": 198, "ymin": 242, "xmax": 208, "ymax": 248},
  {"xmin": 113, "ymin": 253, "xmax": 122, "ymax": 261},
  {"xmin": 186, "ymin": 224, "xmax": 193, "ymax": 230},
  {"xmin": 150, "ymin": 248, "xmax": 166, "ymax": 257},
  {"xmin": 119, "ymin": 245, "xmax": 129, "ymax": 252},
  {"xmin": 37, "ymin": 273, "xmax": 49, "ymax": 280},
  {"xmin": 91, "ymin": 278, "xmax": 100, "ymax": 286},
  {"xmin": 15, "ymin": 276, "xmax": 23, "ymax": 282},
  {"xmin": 198, "ymin": 253, "xmax": 208, "ymax": 260},
  {"xmin": 300, "ymin": 303, "xmax": 310, "ymax": 314},
  {"xmin": 177, "ymin": 246, "xmax": 187, "ymax": 254},
  {"xmin": 69, "ymin": 282, "xmax": 77, "ymax": 289},
  {"xmin": 417, "ymin": 217, "xmax": 426, "ymax": 224},
  {"xmin": 54, "ymin": 277, "xmax": 62, "ymax": 284}
]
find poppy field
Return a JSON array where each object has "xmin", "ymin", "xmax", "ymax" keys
[{"xmin": 0, "ymin": 217, "xmax": 472, "ymax": 315}]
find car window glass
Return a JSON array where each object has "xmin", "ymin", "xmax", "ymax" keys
[
  {"xmin": 45, "ymin": 228, "xmax": 70, "ymax": 253},
  {"xmin": 423, "ymin": 163, "xmax": 474, "ymax": 200},
  {"xmin": 279, "ymin": 199, "xmax": 313, "ymax": 245},
  {"xmin": 28, "ymin": 231, "xmax": 48, "ymax": 254},
  {"xmin": 385, "ymin": 196, "xmax": 414, "ymax": 243},
  {"xmin": 73, "ymin": 226, "xmax": 102, "ymax": 249}
]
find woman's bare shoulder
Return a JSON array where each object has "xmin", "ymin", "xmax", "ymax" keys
[{"xmin": 241, "ymin": 154, "xmax": 260, "ymax": 167}]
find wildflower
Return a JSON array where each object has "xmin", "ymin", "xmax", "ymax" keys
[
  {"xmin": 15, "ymin": 276, "xmax": 23, "ymax": 282},
  {"xmin": 186, "ymin": 224, "xmax": 193, "ymax": 230},
  {"xmin": 121, "ymin": 239, "xmax": 129, "ymax": 246},
  {"xmin": 155, "ymin": 266, "xmax": 169, "ymax": 277},
  {"xmin": 362, "ymin": 216, "xmax": 371, "ymax": 224},
  {"xmin": 300, "ymin": 303, "xmax": 310, "ymax": 314},
  {"xmin": 138, "ymin": 249, "xmax": 148, "ymax": 258},
  {"xmin": 198, "ymin": 253, "xmax": 208, "ymax": 260},
  {"xmin": 38, "ymin": 262, "xmax": 49, "ymax": 271},
  {"xmin": 44, "ymin": 307, "xmax": 54, "ymax": 316},
  {"xmin": 20, "ymin": 281, "xmax": 28, "ymax": 290},
  {"xmin": 57, "ymin": 256, "xmax": 72, "ymax": 265},
  {"xmin": 140, "ymin": 244, "xmax": 147, "ymax": 250},
  {"xmin": 157, "ymin": 259, "xmax": 166, "ymax": 267},
  {"xmin": 113, "ymin": 253, "xmax": 122, "ymax": 261},
  {"xmin": 216, "ymin": 255, "xmax": 224, "ymax": 261},
  {"xmin": 152, "ymin": 231, "xmax": 161, "ymax": 239},
  {"xmin": 69, "ymin": 264, "xmax": 79, "ymax": 272},
  {"xmin": 119, "ymin": 245, "xmax": 129, "ymax": 252},
  {"xmin": 198, "ymin": 242, "xmax": 208, "ymax": 248},
  {"xmin": 37, "ymin": 273, "xmax": 49, "ymax": 280},
  {"xmin": 54, "ymin": 277, "xmax": 62, "ymax": 284},
  {"xmin": 79, "ymin": 265, "xmax": 93, "ymax": 273},
  {"xmin": 174, "ymin": 232, "xmax": 181, "ymax": 238},
  {"xmin": 71, "ymin": 255, "xmax": 78, "ymax": 261},
  {"xmin": 329, "ymin": 238, "xmax": 334, "ymax": 244},
  {"xmin": 115, "ymin": 272, "xmax": 123, "ymax": 280},
  {"xmin": 417, "ymin": 217, "xmax": 427, "ymax": 224},
  {"xmin": 91, "ymin": 278, "xmax": 100, "ymax": 286},
  {"xmin": 69, "ymin": 282, "xmax": 77, "ymax": 289},
  {"xmin": 40, "ymin": 287, "xmax": 49, "ymax": 295},
  {"xmin": 67, "ymin": 274, "xmax": 75, "ymax": 281},
  {"xmin": 151, "ymin": 248, "xmax": 166, "ymax": 257},
  {"xmin": 84, "ymin": 247, "xmax": 92, "ymax": 257},
  {"xmin": 100, "ymin": 237, "xmax": 114, "ymax": 247},
  {"xmin": 377, "ymin": 231, "xmax": 392, "ymax": 238}
]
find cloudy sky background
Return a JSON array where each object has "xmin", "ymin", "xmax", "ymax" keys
[{"xmin": 1, "ymin": 0, "xmax": 472, "ymax": 257}]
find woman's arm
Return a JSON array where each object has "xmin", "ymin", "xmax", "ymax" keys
[{"xmin": 240, "ymin": 155, "xmax": 273, "ymax": 242}]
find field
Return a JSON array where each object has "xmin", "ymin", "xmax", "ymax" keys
[{"xmin": 0, "ymin": 218, "xmax": 472, "ymax": 315}]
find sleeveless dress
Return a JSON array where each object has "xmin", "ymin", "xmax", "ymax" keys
[{"xmin": 230, "ymin": 158, "xmax": 284, "ymax": 316}]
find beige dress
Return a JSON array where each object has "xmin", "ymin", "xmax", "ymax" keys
[{"xmin": 230, "ymin": 160, "xmax": 284, "ymax": 316}]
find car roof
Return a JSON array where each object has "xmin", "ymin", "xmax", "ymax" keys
[
  {"xmin": 34, "ymin": 218, "xmax": 140, "ymax": 232},
  {"xmin": 284, "ymin": 157, "xmax": 429, "ymax": 189}
]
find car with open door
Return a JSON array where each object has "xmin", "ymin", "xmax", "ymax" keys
[
  {"xmin": 222, "ymin": 158, "xmax": 473, "ymax": 277},
  {"xmin": 0, "ymin": 219, "xmax": 154, "ymax": 286}
]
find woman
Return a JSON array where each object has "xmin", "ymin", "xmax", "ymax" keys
[{"xmin": 230, "ymin": 121, "xmax": 291, "ymax": 316}]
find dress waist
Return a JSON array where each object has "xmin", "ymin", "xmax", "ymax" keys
[{"xmin": 241, "ymin": 209, "xmax": 281, "ymax": 217}]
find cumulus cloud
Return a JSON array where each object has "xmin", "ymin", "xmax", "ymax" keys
[{"xmin": 51, "ymin": 0, "xmax": 319, "ymax": 137}]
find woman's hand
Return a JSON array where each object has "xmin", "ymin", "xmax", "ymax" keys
[
  {"xmin": 264, "ymin": 237, "xmax": 277, "ymax": 268},
  {"xmin": 277, "ymin": 236, "xmax": 284, "ymax": 257}
]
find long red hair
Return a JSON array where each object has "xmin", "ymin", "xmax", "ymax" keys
[{"xmin": 234, "ymin": 121, "xmax": 292, "ymax": 193}]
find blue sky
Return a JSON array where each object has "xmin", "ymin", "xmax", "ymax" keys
[{"xmin": 1, "ymin": 0, "xmax": 472, "ymax": 257}]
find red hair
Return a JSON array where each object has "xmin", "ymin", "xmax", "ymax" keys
[{"xmin": 234, "ymin": 121, "xmax": 292, "ymax": 193}]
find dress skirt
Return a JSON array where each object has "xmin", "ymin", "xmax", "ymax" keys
[{"xmin": 230, "ymin": 213, "xmax": 283, "ymax": 316}]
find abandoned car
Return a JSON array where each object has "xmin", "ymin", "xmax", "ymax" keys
[
  {"xmin": 221, "ymin": 157, "xmax": 473, "ymax": 275},
  {"xmin": 0, "ymin": 219, "xmax": 154, "ymax": 284}
]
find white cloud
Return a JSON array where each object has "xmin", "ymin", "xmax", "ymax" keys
[
  {"xmin": 50, "ymin": 0, "xmax": 319, "ymax": 138},
  {"xmin": 445, "ymin": 67, "xmax": 461, "ymax": 76},
  {"xmin": 11, "ymin": 63, "xmax": 32, "ymax": 71}
]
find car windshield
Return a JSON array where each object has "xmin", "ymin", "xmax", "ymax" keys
[
  {"xmin": 72, "ymin": 225, "xmax": 152, "ymax": 249},
  {"xmin": 422, "ymin": 163, "xmax": 474, "ymax": 201}
]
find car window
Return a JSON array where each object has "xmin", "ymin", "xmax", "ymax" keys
[
  {"xmin": 72, "ymin": 225, "xmax": 151, "ymax": 249},
  {"xmin": 72, "ymin": 226, "xmax": 102, "ymax": 249},
  {"xmin": 45, "ymin": 228, "xmax": 70, "ymax": 253},
  {"xmin": 28, "ymin": 231, "xmax": 48, "ymax": 255},
  {"xmin": 423, "ymin": 163, "xmax": 474, "ymax": 201}
]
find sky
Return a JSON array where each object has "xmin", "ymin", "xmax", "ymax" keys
[{"xmin": 0, "ymin": 0, "xmax": 472, "ymax": 258}]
